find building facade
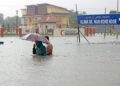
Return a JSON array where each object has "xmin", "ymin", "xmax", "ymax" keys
[{"xmin": 21, "ymin": 3, "xmax": 71, "ymax": 34}]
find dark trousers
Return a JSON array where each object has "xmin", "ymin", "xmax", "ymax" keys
[{"xmin": 33, "ymin": 47, "xmax": 36, "ymax": 54}]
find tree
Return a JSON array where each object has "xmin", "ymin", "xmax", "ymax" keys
[
  {"xmin": 4, "ymin": 16, "xmax": 21, "ymax": 29},
  {"xmin": 69, "ymin": 10, "xmax": 77, "ymax": 28},
  {"xmin": 69, "ymin": 10, "xmax": 87, "ymax": 28}
]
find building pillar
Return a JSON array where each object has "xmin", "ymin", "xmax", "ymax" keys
[
  {"xmin": 0, "ymin": 28, "xmax": 4, "ymax": 37},
  {"xmin": 18, "ymin": 27, "xmax": 22, "ymax": 37}
]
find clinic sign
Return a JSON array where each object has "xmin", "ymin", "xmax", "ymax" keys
[{"xmin": 77, "ymin": 14, "xmax": 120, "ymax": 25}]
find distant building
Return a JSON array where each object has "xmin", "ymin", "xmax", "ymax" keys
[
  {"xmin": 109, "ymin": 10, "xmax": 120, "ymax": 14},
  {"xmin": 21, "ymin": 3, "xmax": 71, "ymax": 34}
]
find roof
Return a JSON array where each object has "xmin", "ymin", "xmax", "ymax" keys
[
  {"xmin": 28, "ymin": 3, "xmax": 70, "ymax": 12},
  {"xmin": 38, "ymin": 16, "xmax": 58, "ymax": 23},
  {"xmin": 24, "ymin": 3, "xmax": 72, "ymax": 16},
  {"xmin": 26, "ymin": 5, "xmax": 37, "ymax": 7}
]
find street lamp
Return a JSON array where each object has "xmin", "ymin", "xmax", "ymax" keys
[{"xmin": 117, "ymin": 0, "xmax": 119, "ymax": 13}]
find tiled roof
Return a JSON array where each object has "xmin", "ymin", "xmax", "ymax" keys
[{"xmin": 38, "ymin": 16, "xmax": 58, "ymax": 23}]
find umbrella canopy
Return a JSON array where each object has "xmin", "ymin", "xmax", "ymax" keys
[{"xmin": 22, "ymin": 33, "xmax": 50, "ymax": 44}]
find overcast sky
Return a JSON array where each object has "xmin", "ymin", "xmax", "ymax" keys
[{"xmin": 0, "ymin": 0, "xmax": 118, "ymax": 18}]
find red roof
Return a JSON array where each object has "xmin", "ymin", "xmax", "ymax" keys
[{"xmin": 38, "ymin": 16, "xmax": 58, "ymax": 23}]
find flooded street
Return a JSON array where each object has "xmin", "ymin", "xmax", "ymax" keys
[{"xmin": 0, "ymin": 35, "xmax": 120, "ymax": 86}]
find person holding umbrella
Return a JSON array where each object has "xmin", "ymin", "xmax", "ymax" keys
[
  {"xmin": 22, "ymin": 33, "xmax": 49, "ymax": 56},
  {"xmin": 22, "ymin": 33, "xmax": 53, "ymax": 56},
  {"xmin": 33, "ymin": 36, "xmax": 53, "ymax": 55},
  {"xmin": 33, "ymin": 41, "xmax": 46, "ymax": 56}
]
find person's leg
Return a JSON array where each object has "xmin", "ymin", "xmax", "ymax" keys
[{"xmin": 33, "ymin": 44, "xmax": 36, "ymax": 54}]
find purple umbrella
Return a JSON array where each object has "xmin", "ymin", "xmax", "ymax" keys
[{"xmin": 22, "ymin": 33, "xmax": 50, "ymax": 44}]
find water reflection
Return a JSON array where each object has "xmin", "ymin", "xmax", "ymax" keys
[{"xmin": 32, "ymin": 55, "xmax": 53, "ymax": 62}]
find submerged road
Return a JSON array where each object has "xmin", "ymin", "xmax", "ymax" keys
[{"xmin": 0, "ymin": 35, "xmax": 120, "ymax": 86}]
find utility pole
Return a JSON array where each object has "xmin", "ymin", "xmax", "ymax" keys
[
  {"xmin": 16, "ymin": 10, "xmax": 18, "ymax": 29},
  {"xmin": 116, "ymin": 0, "xmax": 119, "ymax": 39},
  {"xmin": 76, "ymin": 4, "xmax": 80, "ymax": 43},
  {"xmin": 104, "ymin": 8, "xmax": 107, "ymax": 39}
]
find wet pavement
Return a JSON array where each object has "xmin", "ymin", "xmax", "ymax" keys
[{"xmin": 0, "ymin": 35, "xmax": 120, "ymax": 86}]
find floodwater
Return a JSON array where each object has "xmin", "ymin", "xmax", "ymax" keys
[{"xmin": 0, "ymin": 34, "xmax": 120, "ymax": 86}]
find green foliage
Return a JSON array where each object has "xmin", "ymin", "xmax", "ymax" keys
[
  {"xmin": 4, "ymin": 16, "xmax": 21, "ymax": 29},
  {"xmin": 69, "ymin": 14, "xmax": 77, "ymax": 28}
]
